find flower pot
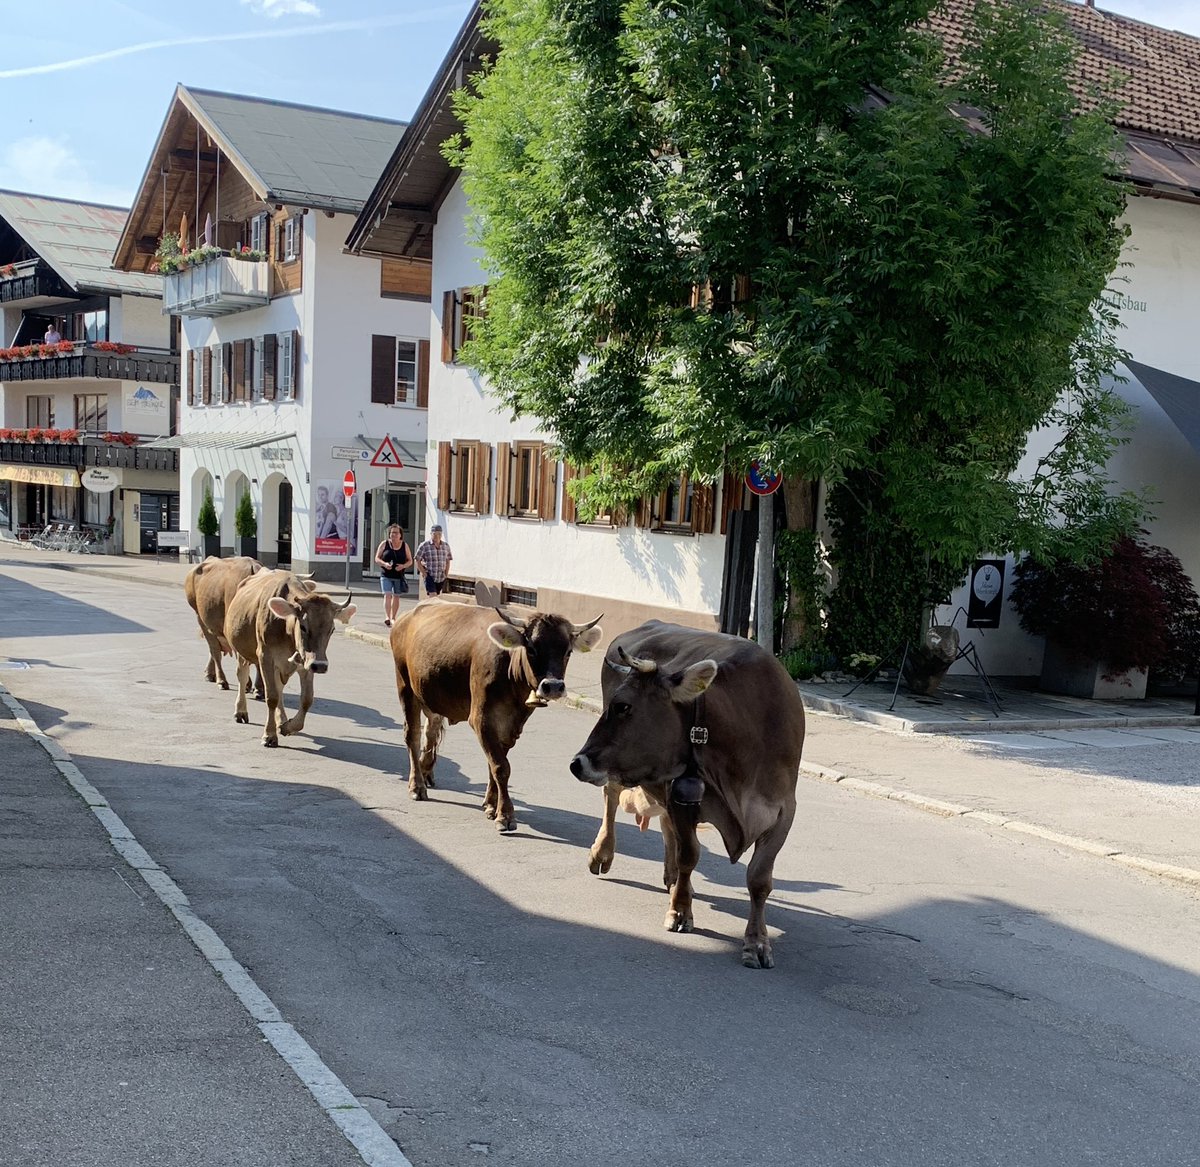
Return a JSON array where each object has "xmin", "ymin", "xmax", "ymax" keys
[
  {"xmin": 235, "ymin": 535, "xmax": 257, "ymax": 561},
  {"xmin": 201, "ymin": 533, "xmax": 221, "ymax": 559},
  {"xmin": 1039, "ymin": 641, "xmax": 1147, "ymax": 700}
]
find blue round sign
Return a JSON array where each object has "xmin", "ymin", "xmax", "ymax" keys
[{"xmin": 745, "ymin": 460, "xmax": 782, "ymax": 496}]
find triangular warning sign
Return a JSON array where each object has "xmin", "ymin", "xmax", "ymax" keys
[{"xmin": 370, "ymin": 435, "xmax": 404, "ymax": 469}]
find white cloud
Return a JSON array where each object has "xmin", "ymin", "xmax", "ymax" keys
[
  {"xmin": 0, "ymin": 136, "xmax": 133, "ymax": 207},
  {"xmin": 241, "ymin": 0, "xmax": 322, "ymax": 16}
]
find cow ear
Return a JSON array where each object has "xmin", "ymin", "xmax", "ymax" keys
[
  {"xmin": 267, "ymin": 597, "xmax": 294, "ymax": 620},
  {"xmin": 572, "ymin": 625, "xmax": 603, "ymax": 653},
  {"xmin": 487, "ymin": 622, "xmax": 525, "ymax": 651},
  {"xmin": 336, "ymin": 604, "xmax": 357, "ymax": 625},
  {"xmin": 668, "ymin": 659, "xmax": 718, "ymax": 703}
]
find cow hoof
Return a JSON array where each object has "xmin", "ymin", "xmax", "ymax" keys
[
  {"xmin": 234, "ymin": 712, "xmax": 249, "ymax": 724},
  {"xmin": 483, "ymin": 804, "xmax": 498, "ymax": 820},
  {"xmin": 254, "ymin": 692, "xmax": 265, "ymax": 702},
  {"xmin": 665, "ymin": 909, "xmax": 693, "ymax": 933},
  {"xmin": 220, "ymin": 681, "xmax": 230, "ymax": 691},
  {"xmin": 425, "ymin": 774, "xmax": 436, "ymax": 789},
  {"xmin": 496, "ymin": 818, "xmax": 517, "ymax": 834},
  {"xmin": 588, "ymin": 851, "xmax": 613, "ymax": 875},
  {"xmin": 263, "ymin": 737, "xmax": 278, "ymax": 748},
  {"xmin": 409, "ymin": 786, "xmax": 429, "ymax": 801},
  {"xmin": 742, "ymin": 944, "xmax": 774, "ymax": 970}
]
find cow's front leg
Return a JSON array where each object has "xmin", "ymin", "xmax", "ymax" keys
[
  {"xmin": 588, "ymin": 782, "xmax": 621, "ymax": 875},
  {"xmin": 478, "ymin": 727, "xmax": 517, "ymax": 832},
  {"xmin": 261, "ymin": 664, "xmax": 285, "ymax": 747},
  {"xmin": 663, "ymin": 808, "xmax": 700, "ymax": 933},
  {"xmin": 280, "ymin": 669, "xmax": 313, "ymax": 736},
  {"xmin": 741, "ymin": 797, "xmax": 796, "ymax": 970},
  {"xmin": 233, "ymin": 655, "xmax": 251, "ymax": 724},
  {"xmin": 660, "ymin": 811, "xmax": 681, "ymax": 892},
  {"xmin": 418, "ymin": 713, "xmax": 444, "ymax": 795}
]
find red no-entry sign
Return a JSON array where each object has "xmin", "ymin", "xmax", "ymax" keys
[{"xmin": 342, "ymin": 469, "xmax": 356, "ymax": 502}]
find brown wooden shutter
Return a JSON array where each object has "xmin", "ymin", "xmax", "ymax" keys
[
  {"xmin": 187, "ymin": 350, "xmax": 195, "ymax": 406},
  {"xmin": 416, "ymin": 339, "xmax": 430, "ymax": 407},
  {"xmin": 370, "ymin": 335, "xmax": 394, "ymax": 404},
  {"xmin": 441, "ymin": 290, "xmax": 456, "ymax": 363},
  {"xmin": 232, "ymin": 340, "xmax": 247, "ymax": 402},
  {"xmin": 437, "ymin": 441, "xmax": 452, "ymax": 509},
  {"xmin": 201, "ymin": 346, "xmax": 212, "ymax": 405},
  {"xmin": 561, "ymin": 463, "xmax": 577, "ymax": 524},
  {"xmin": 290, "ymin": 331, "xmax": 300, "ymax": 399},
  {"xmin": 475, "ymin": 442, "xmax": 492, "ymax": 513},
  {"xmin": 635, "ymin": 496, "xmax": 653, "ymax": 528},
  {"xmin": 220, "ymin": 342, "xmax": 232, "ymax": 403},
  {"xmin": 262, "ymin": 333, "xmax": 277, "ymax": 400},
  {"xmin": 457, "ymin": 288, "xmax": 475, "ymax": 352},
  {"xmin": 494, "ymin": 442, "xmax": 511, "ymax": 516},
  {"xmin": 538, "ymin": 449, "xmax": 558, "ymax": 521},
  {"xmin": 692, "ymin": 481, "xmax": 715, "ymax": 534},
  {"xmin": 720, "ymin": 469, "xmax": 745, "ymax": 534}
]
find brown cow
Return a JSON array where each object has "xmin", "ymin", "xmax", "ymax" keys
[
  {"xmin": 390, "ymin": 602, "xmax": 603, "ymax": 831},
  {"xmin": 183, "ymin": 556, "xmax": 262, "ymax": 689},
  {"xmin": 570, "ymin": 620, "xmax": 805, "ymax": 969},
  {"xmin": 224, "ymin": 570, "xmax": 356, "ymax": 747}
]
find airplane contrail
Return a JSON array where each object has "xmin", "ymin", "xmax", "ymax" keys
[{"xmin": 0, "ymin": 7, "xmax": 467, "ymax": 80}]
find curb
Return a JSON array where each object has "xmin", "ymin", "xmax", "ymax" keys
[
  {"xmin": 799, "ymin": 689, "xmax": 1200, "ymax": 736},
  {"xmin": 798, "ymin": 760, "xmax": 1200, "ymax": 890}
]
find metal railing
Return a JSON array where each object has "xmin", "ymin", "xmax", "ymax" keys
[{"xmin": 161, "ymin": 255, "xmax": 270, "ymax": 317}]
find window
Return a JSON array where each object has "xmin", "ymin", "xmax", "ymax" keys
[
  {"xmin": 635, "ymin": 475, "xmax": 716, "ymax": 535},
  {"xmin": 561, "ymin": 464, "xmax": 618, "ymax": 526},
  {"xmin": 437, "ymin": 439, "xmax": 491, "ymax": 514},
  {"xmin": 26, "ymin": 396, "xmax": 53, "ymax": 428},
  {"xmin": 284, "ymin": 217, "xmax": 299, "ymax": 262},
  {"xmin": 440, "ymin": 285, "xmax": 487, "ymax": 364},
  {"xmin": 232, "ymin": 339, "xmax": 251, "ymax": 403},
  {"xmin": 252, "ymin": 337, "xmax": 265, "ymax": 401},
  {"xmin": 496, "ymin": 441, "xmax": 557, "ymax": 520},
  {"xmin": 371, "ymin": 336, "xmax": 429, "ymax": 407},
  {"xmin": 250, "ymin": 213, "xmax": 267, "ymax": 254},
  {"xmin": 502, "ymin": 584, "xmax": 538, "ymax": 608},
  {"xmin": 214, "ymin": 344, "xmax": 228, "ymax": 404},
  {"xmin": 277, "ymin": 331, "xmax": 298, "ymax": 400},
  {"xmin": 75, "ymin": 394, "xmax": 108, "ymax": 432},
  {"xmin": 67, "ymin": 309, "xmax": 108, "ymax": 344}
]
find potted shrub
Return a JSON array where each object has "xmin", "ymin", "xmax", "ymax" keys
[
  {"xmin": 1011, "ymin": 534, "xmax": 1200, "ymax": 699},
  {"xmin": 198, "ymin": 488, "xmax": 220, "ymax": 559},
  {"xmin": 234, "ymin": 489, "xmax": 257, "ymax": 560}
]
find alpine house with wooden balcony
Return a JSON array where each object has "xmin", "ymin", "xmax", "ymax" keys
[
  {"xmin": 113, "ymin": 85, "xmax": 431, "ymax": 573},
  {"xmin": 0, "ymin": 189, "xmax": 180, "ymax": 553}
]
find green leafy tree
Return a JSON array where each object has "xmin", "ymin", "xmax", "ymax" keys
[
  {"xmin": 451, "ymin": 0, "xmax": 1149, "ymax": 654},
  {"xmin": 197, "ymin": 488, "xmax": 219, "ymax": 538}
]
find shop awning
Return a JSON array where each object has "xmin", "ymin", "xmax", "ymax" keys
[
  {"xmin": 0, "ymin": 463, "xmax": 80, "ymax": 487},
  {"xmin": 1125, "ymin": 359, "xmax": 1200, "ymax": 456},
  {"xmin": 143, "ymin": 432, "xmax": 296, "ymax": 450}
]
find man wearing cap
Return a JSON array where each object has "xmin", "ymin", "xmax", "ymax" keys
[{"xmin": 414, "ymin": 524, "xmax": 453, "ymax": 596}]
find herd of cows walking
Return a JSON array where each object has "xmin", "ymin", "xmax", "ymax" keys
[{"xmin": 183, "ymin": 555, "xmax": 807, "ymax": 969}]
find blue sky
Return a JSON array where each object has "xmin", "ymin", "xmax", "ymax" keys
[
  {"xmin": 0, "ymin": 0, "xmax": 1197, "ymax": 210},
  {"xmin": 0, "ymin": 0, "xmax": 474, "ymax": 207}
]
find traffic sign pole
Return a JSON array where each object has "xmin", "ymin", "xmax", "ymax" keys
[{"xmin": 342, "ymin": 466, "xmax": 356, "ymax": 592}]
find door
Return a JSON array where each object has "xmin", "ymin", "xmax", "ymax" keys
[
  {"xmin": 139, "ymin": 492, "xmax": 179, "ymax": 554},
  {"xmin": 366, "ymin": 487, "xmax": 419, "ymax": 576},
  {"xmin": 276, "ymin": 480, "xmax": 292, "ymax": 566}
]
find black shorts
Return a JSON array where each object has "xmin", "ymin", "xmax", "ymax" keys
[{"xmin": 424, "ymin": 576, "xmax": 447, "ymax": 595}]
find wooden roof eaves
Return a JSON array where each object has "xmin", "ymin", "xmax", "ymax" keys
[
  {"xmin": 176, "ymin": 87, "xmax": 271, "ymax": 204},
  {"xmin": 346, "ymin": 2, "xmax": 489, "ymax": 255}
]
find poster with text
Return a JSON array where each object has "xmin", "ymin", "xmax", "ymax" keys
[{"xmin": 313, "ymin": 479, "xmax": 358, "ymax": 557}]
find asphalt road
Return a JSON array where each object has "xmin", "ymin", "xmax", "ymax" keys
[{"xmin": 3, "ymin": 558, "xmax": 1200, "ymax": 1167}]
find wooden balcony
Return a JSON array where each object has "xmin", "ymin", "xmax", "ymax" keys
[
  {"xmin": 0, "ymin": 259, "xmax": 76, "ymax": 307},
  {"xmin": 0, "ymin": 438, "xmax": 179, "ymax": 473},
  {"xmin": 162, "ymin": 255, "xmax": 270, "ymax": 317},
  {"xmin": 0, "ymin": 345, "xmax": 179, "ymax": 385}
]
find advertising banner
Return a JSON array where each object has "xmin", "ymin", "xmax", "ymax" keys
[{"xmin": 313, "ymin": 479, "xmax": 358, "ymax": 557}]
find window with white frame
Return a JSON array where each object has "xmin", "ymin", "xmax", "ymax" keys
[
  {"xmin": 252, "ymin": 337, "xmax": 265, "ymax": 401},
  {"xmin": 250, "ymin": 213, "xmax": 267, "ymax": 254},
  {"xmin": 394, "ymin": 341, "xmax": 418, "ymax": 405},
  {"xmin": 284, "ymin": 217, "xmax": 299, "ymax": 262},
  {"xmin": 278, "ymin": 331, "xmax": 294, "ymax": 400}
]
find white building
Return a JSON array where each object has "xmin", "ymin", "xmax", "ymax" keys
[
  {"xmin": 0, "ymin": 190, "xmax": 177, "ymax": 552},
  {"xmin": 350, "ymin": 1, "xmax": 1200, "ymax": 671},
  {"xmin": 113, "ymin": 86, "xmax": 432, "ymax": 576}
]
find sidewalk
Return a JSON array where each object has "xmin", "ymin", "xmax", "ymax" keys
[{"xmin": 6, "ymin": 545, "xmax": 1199, "ymax": 893}]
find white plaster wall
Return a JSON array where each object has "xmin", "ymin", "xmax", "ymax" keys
[
  {"xmin": 428, "ymin": 179, "xmax": 726, "ymax": 616},
  {"xmin": 109, "ymin": 293, "xmax": 170, "ymax": 348},
  {"xmin": 937, "ymin": 193, "xmax": 1200, "ymax": 675}
]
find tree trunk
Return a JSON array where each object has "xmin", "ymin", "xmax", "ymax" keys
[{"xmin": 780, "ymin": 476, "xmax": 818, "ymax": 652}]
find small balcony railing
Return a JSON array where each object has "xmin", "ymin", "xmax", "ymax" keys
[
  {"xmin": 0, "ymin": 343, "xmax": 178, "ymax": 384},
  {"xmin": 0, "ymin": 259, "xmax": 74, "ymax": 305},
  {"xmin": 161, "ymin": 255, "xmax": 270, "ymax": 317},
  {"xmin": 0, "ymin": 437, "xmax": 179, "ymax": 473}
]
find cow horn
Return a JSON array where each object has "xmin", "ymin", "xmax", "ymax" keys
[
  {"xmin": 494, "ymin": 607, "xmax": 528, "ymax": 632},
  {"xmin": 616, "ymin": 645, "xmax": 658, "ymax": 674},
  {"xmin": 294, "ymin": 572, "xmax": 315, "ymax": 581},
  {"xmin": 570, "ymin": 613, "xmax": 604, "ymax": 634},
  {"xmin": 336, "ymin": 593, "xmax": 354, "ymax": 612}
]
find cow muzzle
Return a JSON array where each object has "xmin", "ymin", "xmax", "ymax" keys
[
  {"xmin": 537, "ymin": 678, "xmax": 566, "ymax": 701},
  {"xmin": 310, "ymin": 660, "xmax": 329, "ymax": 675},
  {"xmin": 569, "ymin": 752, "xmax": 607, "ymax": 786}
]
